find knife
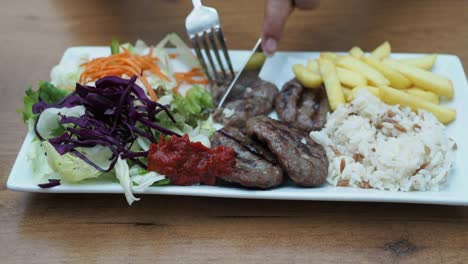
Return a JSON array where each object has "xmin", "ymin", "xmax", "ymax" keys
[{"xmin": 217, "ymin": 38, "xmax": 267, "ymax": 108}]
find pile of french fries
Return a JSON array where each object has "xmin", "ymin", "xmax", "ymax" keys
[{"xmin": 292, "ymin": 42, "xmax": 456, "ymax": 124}]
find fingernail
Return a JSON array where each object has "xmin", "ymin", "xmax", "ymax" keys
[{"xmin": 263, "ymin": 38, "xmax": 277, "ymax": 56}]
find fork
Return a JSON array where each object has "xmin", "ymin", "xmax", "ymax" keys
[{"xmin": 185, "ymin": 0, "xmax": 235, "ymax": 82}]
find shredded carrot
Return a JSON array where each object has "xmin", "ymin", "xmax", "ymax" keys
[
  {"xmin": 169, "ymin": 53, "xmax": 178, "ymax": 59},
  {"xmin": 80, "ymin": 49, "xmax": 168, "ymax": 101},
  {"xmin": 172, "ymin": 68, "xmax": 209, "ymax": 92},
  {"xmin": 172, "ymin": 68, "xmax": 209, "ymax": 93}
]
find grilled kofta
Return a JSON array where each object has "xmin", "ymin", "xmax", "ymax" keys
[
  {"xmin": 275, "ymin": 78, "xmax": 329, "ymax": 132},
  {"xmin": 210, "ymin": 126, "xmax": 283, "ymax": 189},
  {"xmin": 246, "ymin": 116, "xmax": 328, "ymax": 187},
  {"xmin": 212, "ymin": 72, "xmax": 279, "ymax": 127}
]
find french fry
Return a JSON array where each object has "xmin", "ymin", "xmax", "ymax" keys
[
  {"xmin": 383, "ymin": 59, "xmax": 454, "ymax": 98},
  {"xmin": 337, "ymin": 56, "xmax": 390, "ymax": 86},
  {"xmin": 306, "ymin": 59, "xmax": 320, "ymax": 74},
  {"xmin": 397, "ymin": 54, "xmax": 437, "ymax": 70},
  {"xmin": 352, "ymin": 86, "xmax": 380, "ymax": 99},
  {"xmin": 405, "ymin": 88, "xmax": 440, "ymax": 104},
  {"xmin": 342, "ymin": 87, "xmax": 353, "ymax": 102},
  {"xmin": 293, "ymin": 64, "xmax": 323, "ymax": 89},
  {"xmin": 379, "ymin": 86, "xmax": 456, "ymax": 124},
  {"xmin": 362, "ymin": 56, "xmax": 412, "ymax": 89},
  {"xmin": 336, "ymin": 67, "xmax": 367, "ymax": 87},
  {"xmin": 350, "ymin": 46, "xmax": 364, "ymax": 58},
  {"xmin": 320, "ymin": 52, "xmax": 340, "ymax": 62},
  {"xmin": 371, "ymin": 41, "xmax": 391, "ymax": 60},
  {"xmin": 319, "ymin": 59, "xmax": 346, "ymax": 110}
]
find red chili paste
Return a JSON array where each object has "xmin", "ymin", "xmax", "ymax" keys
[{"xmin": 147, "ymin": 134, "xmax": 236, "ymax": 185}]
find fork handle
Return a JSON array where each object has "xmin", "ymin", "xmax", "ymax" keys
[{"xmin": 192, "ymin": 0, "xmax": 202, "ymax": 8}]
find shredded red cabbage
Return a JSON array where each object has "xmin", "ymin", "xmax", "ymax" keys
[
  {"xmin": 38, "ymin": 179, "xmax": 61, "ymax": 188},
  {"xmin": 32, "ymin": 75, "xmax": 179, "ymax": 172}
]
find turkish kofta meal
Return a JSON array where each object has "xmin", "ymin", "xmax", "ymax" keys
[{"xmin": 18, "ymin": 35, "xmax": 457, "ymax": 204}]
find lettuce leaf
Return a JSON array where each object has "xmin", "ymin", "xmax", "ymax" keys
[
  {"xmin": 38, "ymin": 80, "xmax": 70, "ymax": 104},
  {"xmin": 187, "ymin": 116, "xmax": 216, "ymax": 147},
  {"xmin": 115, "ymin": 156, "xmax": 140, "ymax": 205},
  {"xmin": 19, "ymin": 86, "xmax": 39, "ymax": 122},
  {"xmin": 36, "ymin": 106, "xmax": 85, "ymax": 139},
  {"xmin": 129, "ymin": 165, "xmax": 170, "ymax": 192},
  {"xmin": 131, "ymin": 171, "xmax": 167, "ymax": 192},
  {"xmin": 154, "ymin": 33, "xmax": 201, "ymax": 69},
  {"xmin": 111, "ymin": 38, "xmax": 120, "ymax": 55},
  {"xmin": 27, "ymin": 137, "xmax": 59, "ymax": 182},
  {"xmin": 42, "ymin": 142, "xmax": 113, "ymax": 183},
  {"xmin": 50, "ymin": 54, "xmax": 88, "ymax": 89},
  {"xmin": 120, "ymin": 42, "xmax": 136, "ymax": 54},
  {"xmin": 171, "ymin": 85, "xmax": 213, "ymax": 127},
  {"xmin": 18, "ymin": 81, "xmax": 70, "ymax": 122}
]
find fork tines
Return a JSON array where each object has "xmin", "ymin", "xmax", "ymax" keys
[{"xmin": 190, "ymin": 27, "xmax": 234, "ymax": 83}]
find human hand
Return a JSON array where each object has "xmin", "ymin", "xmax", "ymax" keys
[{"xmin": 262, "ymin": 0, "xmax": 320, "ymax": 55}]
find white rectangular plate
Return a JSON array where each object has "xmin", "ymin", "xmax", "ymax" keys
[{"xmin": 7, "ymin": 47, "xmax": 468, "ymax": 205}]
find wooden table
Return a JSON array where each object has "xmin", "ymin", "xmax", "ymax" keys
[{"xmin": 1, "ymin": 0, "xmax": 467, "ymax": 263}]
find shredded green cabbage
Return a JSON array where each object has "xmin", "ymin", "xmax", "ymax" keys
[
  {"xmin": 27, "ymin": 138, "xmax": 59, "ymax": 182},
  {"xmin": 115, "ymin": 156, "xmax": 140, "ymax": 205},
  {"xmin": 36, "ymin": 106, "xmax": 85, "ymax": 139},
  {"xmin": 129, "ymin": 165, "xmax": 170, "ymax": 188},
  {"xmin": 42, "ymin": 142, "xmax": 113, "ymax": 182},
  {"xmin": 50, "ymin": 56, "xmax": 88, "ymax": 90},
  {"xmin": 154, "ymin": 33, "xmax": 201, "ymax": 69}
]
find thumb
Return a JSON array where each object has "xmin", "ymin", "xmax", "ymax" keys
[{"xmin": 262, "ymin": 0, "xmax": 294, "ymax": 55}]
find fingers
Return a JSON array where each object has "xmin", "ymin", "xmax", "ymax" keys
[
  {"xmin": 262, "ymin": 0, "xmax": 320, "ymax": 55},
  {"xmin": 262, "ymin": 0, "xmax": 294, "ymax": 55}
]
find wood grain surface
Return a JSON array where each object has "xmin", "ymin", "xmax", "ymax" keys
[{"xmin": 1, "ymin": 0, "xmax": 467, "ymax": 263}]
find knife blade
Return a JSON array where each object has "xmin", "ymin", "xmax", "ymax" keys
[{"xmin": 217, "ymin": 38, "xmax": 266, "ymax": 108}]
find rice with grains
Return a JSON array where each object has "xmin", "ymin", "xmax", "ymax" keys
[{"xmin": 310, "ymin": 90, "xmax": 456, "ymax": 191}]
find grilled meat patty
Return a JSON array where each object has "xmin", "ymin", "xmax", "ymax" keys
[
  {"xmin": 275, "ymin": 78, "xmax": 329, "ymax": 132},
  {"xmin": 210, "ymin": 126, "xmax": 284, "ymax": 189},
  {"xmin": 246, "ymin": 116, "xmax": 328, "ymax": 187},
  {"xmin": 212, "ymin": 73, "xmax": 279, "ymax": 127}
]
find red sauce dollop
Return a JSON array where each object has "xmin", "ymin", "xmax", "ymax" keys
[{"xmin": 147, "ymin": 134, "xmax": 236, "ymax": 185}]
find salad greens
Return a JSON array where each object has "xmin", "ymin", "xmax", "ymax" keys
[
  {"xmin": 36, "ymin": 106, "xmax": 85, "ymax": 139},
  {"xmin": 37, "ymin": 81, "xmax": 70, "ymax": 104},
  {"xmin": 19, "ymin": 81, "xmax": 70, "ymax": 122},
  {"xmin": 172, "ymin": 85, "xmax": 213, "ymax": 127},
  {"xmin": 154, "ymin": 33, "xmax": 201, "ymax": 70},
  {"xmin": 115, "ymin": 156, "xmax": 140, "ymax": 204},
  {"xmin": 43, "ymin": 141, "xmax": 112, "ymax": 182},
  {"xmin": 22, "ymin": 34, "xmax": 216, "ymax": 205},
  {"xmin": 110, "ymin": 38, "xmax": 120, "ymax": 55},
  {"xmin": 27, "ymin": 138, "xmax": 59, "ymax": 182}
]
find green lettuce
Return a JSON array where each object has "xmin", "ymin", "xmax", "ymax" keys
[
  {"xmin": 153, "ymin": 85, "xmax": 215, "ymax": 146},
  {"xmin": 171, "ymin": 85, "xmax": 213, "ymax": 127},
  {"xmin": 115, "ymin": 156, "xmax": 140, "ymax": 205},
  {"xmin": 18, "ymin": 81, "xmax": 70, "ymax": 122},
  {"xmin": 37, "ymin": 81, "xmax": 70, "ymax": 104},
  {"xmin": 36, "ymin": 106, "xmax": 85, "ymax": 139},
  {"xmin": 42, "ymin": 142, "xmax": 113, "ymax": 183},
  {"xmin": 27, "ymin": 138, "xmax": 59, "ymax": 182},
  {"xmin": 110, "ymin": 38, "xmax": 137, "ymax": 55},
  {"xmin": 111, "ymin": 38, "xmax": 120, "ymax": 55},
  {"xmin": 129, "ymin": 165, "xmax": 170, "ymax": 192},
  {"xmin": 19, "ymin": 86, "xmax": 39, "ymax": 122}
]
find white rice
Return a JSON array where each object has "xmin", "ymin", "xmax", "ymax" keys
[{"xmin": 310, "ymin": 90, "xmax": 456, "ymax": 192}]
